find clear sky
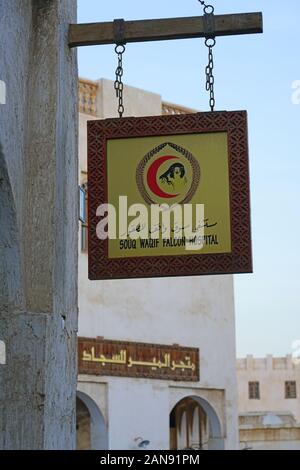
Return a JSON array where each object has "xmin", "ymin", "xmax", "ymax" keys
[{"xmin": 77, "ymin": 0, "xmax": 300, "ymax": 357}]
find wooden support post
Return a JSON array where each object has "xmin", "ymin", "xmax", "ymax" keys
[{"xmin": 68, "ymin": 12, "xmax": 263, "ymax": 48}]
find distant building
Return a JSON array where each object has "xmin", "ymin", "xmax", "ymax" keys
[
  {"xmin": 237, "ymin": 355, "xmax": 300, "ymax": 450},
  {"xmin": 76, "ymin": 78, "xmax": 239, "ymax": 450}
]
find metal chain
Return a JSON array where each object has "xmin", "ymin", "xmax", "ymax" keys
[
  {"xmin": 205, "ymin": 37, "xmax": 216, "ymax": 111},
  {"xmin": 114, "ymin": 44, "xmax": 126, "ymax": 118},
  {"xmin": 198, "ymin": 0, "xmax": 216, "ymax": 111}
]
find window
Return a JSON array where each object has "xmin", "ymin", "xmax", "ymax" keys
[
  {"xmin": 249, "ymin": 381, "xmax": 260, "ymax": 399},
  {"xmin": 285, "ymin": 381, "xmax": 297, "ymax": 399}
]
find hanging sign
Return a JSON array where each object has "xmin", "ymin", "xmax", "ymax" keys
[
  {"xmin": 78, "ymin": 337, "xmax": 199, "ymax": 381},
  {"xmin": 88, "ymin": 111, "xmax": 252, "ymax": 280}
]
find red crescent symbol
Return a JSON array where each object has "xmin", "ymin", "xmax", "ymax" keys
[{"xmin": 147, "ymin": 155, "xmax": 179, "ymax": 199}]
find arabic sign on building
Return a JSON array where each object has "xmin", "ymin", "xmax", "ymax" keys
[
  {"xmin": 88, "ymin": 111, "xmax": 252, "ymax": 279},
  {"xmin": 78, "ymin": 338, "xmax": 199, "ymax": 381}
]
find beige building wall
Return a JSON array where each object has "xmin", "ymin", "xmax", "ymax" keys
[
  {"xmin": 0, "ymin": 0, "xmax": 78, "ymax": 450},
  {"xmin": 240, "ymin": 425, "xmax": 300, "ymax": 451}
]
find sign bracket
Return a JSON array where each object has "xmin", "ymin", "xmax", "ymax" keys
[{"xmin": 68, "ymin": 12, "xmax": 263, "ymax": 48}]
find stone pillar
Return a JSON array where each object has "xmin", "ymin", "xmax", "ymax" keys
[
  {"xmin": 246, "ymin": 354, "xmax": 253, "ymax": 370},
  {"xmin": 0, "ymin": 0, "xmax": 78, "ymax": 449}
]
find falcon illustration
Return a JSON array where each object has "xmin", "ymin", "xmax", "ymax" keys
[{"xmin": 159, "ymin": 163, "xmax": 187, "ymax": 187}]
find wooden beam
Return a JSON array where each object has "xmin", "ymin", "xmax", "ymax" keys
[{"xmin": 69, "ymin": 12, "xmax": 263, "ymax": 48}]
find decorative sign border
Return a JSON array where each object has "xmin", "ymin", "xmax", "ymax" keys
[
  {"xmin": 78, "ymin": 337, "xmax": 199, "ymax": 382},
  {"xmin": 88, "ymin": 111, "xmax": 252, "ymax": 280}
]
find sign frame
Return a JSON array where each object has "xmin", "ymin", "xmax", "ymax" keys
[
  {"xmin": 88, "ymin": 111, "xmax": 252, "ymax": 280},
  {"xmin": 79, "ymin": 185, "xmax": 87, "ymax": 223}
]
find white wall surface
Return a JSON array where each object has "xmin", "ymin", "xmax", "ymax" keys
[{"xmin": 237, "ymin": 355, "xmax": 300, "ymax": 422}]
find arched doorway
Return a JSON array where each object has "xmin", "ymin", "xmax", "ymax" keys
[
  {"xmin": 170, "ymin": 396, "xmax": 224, "ymax": 450},
  {"xmin": 76, "ymin": 391, "xmax": 108, "ymax": 450}
]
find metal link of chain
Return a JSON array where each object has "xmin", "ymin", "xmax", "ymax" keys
[
  {"xmin": 198, "ymin": 0, "xmax": 216, "ymax": 111},
  {"xmin": 114, "ymin": 44, "xmax": 126, "ymax": 118},
  {"xmin": 198, "ymin": 0, "xmax": 214, "ymax": 15}
]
